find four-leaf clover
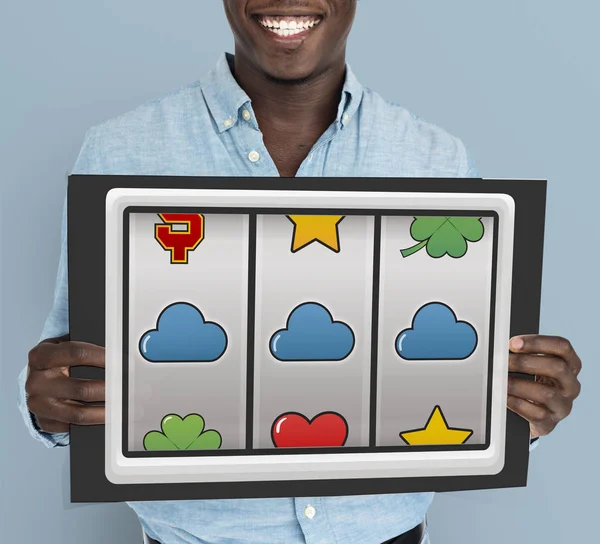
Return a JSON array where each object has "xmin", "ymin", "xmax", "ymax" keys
[
  {"xmin": 400, "ymin": 217, "xmax": 485, "ymax": 259},
  {"xmin": 143, "ymin": 413, "xmax": 222, "ymax": 451}
]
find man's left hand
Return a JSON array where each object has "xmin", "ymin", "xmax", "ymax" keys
[{"xmin": 507, "ymin": 335, "xmax": 582, "ymax": 438}]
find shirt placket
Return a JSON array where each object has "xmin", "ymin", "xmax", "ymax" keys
[
  {"xmin": 226, "ymin": 99, "xmax": 347, "ymax": 178},
  {"xmin": 296, "ymin": 121, "xmax": 343, "ymax": 177},
  {"xmin": 294, "ymin": 497, "xmax": 337, "ymax": 544},
  {"xmin": 230, "ymin": 103, "xmax": 281, "ymax": 177}
]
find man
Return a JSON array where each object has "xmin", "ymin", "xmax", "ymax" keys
[{"xmin": 19, "ymin": 1, "xmax": 582, "ymax": 543}]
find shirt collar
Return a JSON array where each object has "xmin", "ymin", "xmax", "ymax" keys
[
  {"xmin": 201, "ymin": 52, "xmax": 364, "ymax": 133},
  {"xmin": 336, "ymin": 61, "xmax": 363, "ymax": 129}
]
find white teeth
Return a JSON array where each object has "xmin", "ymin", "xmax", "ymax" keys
[
  {"xmin": 268, "ymin": 27, "xmax": 303, "ymax": 37},
  {"xmin": 257, "ymin": 16, "xmax": 322, "ymax": 35}
]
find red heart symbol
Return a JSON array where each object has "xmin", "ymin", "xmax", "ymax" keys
[{"xmin": 271, "ymin": 412, "xmax": 349, "ymax": 448}]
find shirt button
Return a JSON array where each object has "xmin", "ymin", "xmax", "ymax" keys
[
  {"xmin": 223, "ymin": 118, "xmax": 233, "ymax": 128},
  {"xmin": 248, "ymin": 150, "xmax": 260, "ymax": 163},
  {"xmin": 242, "ymin": 109, "xmax": 251, "ymax": 121},
  {"xmin": 343, "ymin": 113, "xmax": 350, "ymax": 123},
  {"xmin": 304, "ymin": 505, "xmax": 316, "ymax": 519}
]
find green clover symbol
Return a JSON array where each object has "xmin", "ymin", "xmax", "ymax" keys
[
  {"xmin": 143, "ymin": 413, "xmax": 222, "ymax": 451},
  {"xmin": 400, "ymin": 217, "xmax": 485, "ymax": 259}
]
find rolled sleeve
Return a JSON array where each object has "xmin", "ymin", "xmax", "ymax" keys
[{"xmin": 17, "ymin": 365, "xmax": 70, "ymax": 448}]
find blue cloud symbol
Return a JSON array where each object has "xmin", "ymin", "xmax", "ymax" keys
[
  {"xmin": 395, "ymin": 302, "xmax": 477, "ymax": 360},
  {"xmin": 270, "ymin": 302, "xmax": 355, "ymax": 361},
  {"xmin": 139, "ymin": 302, "xmax": 227, "ymax": 362}
]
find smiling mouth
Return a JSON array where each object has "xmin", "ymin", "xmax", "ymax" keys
[{"xmin": 253, "ymin": 15, "xmax": 323, "ymax": 38}]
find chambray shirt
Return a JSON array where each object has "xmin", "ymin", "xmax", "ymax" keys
[{"xmin": 17, "ymin": 52, "xmax": 487, "ymax": 544}]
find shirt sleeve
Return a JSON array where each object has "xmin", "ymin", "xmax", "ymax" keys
[{"xmin": 17, "ymin": 129, "xmax": 99, "ymax": 448}]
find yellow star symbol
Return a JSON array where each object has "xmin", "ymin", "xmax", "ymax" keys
[
  {"xmin": 287, "ymin": 215, "xmax": 345, "ymax": 253},
  {"xmin": 399, "ymin": 406, "xmax": 473, "ymax": 445}
]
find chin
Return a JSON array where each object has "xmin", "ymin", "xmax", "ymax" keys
[{"xmin": 265, "ymin": 71, "xmax": 312, "ymax": 84}]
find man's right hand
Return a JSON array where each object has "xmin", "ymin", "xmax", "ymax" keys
[{"xmin": 26, "ymin": 334, "xmax": 106, "ymax": 433}]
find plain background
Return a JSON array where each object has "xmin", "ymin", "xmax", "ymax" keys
[{"xmin": 1, "ymin": 1, "xmax": 598, "ymax": 542}]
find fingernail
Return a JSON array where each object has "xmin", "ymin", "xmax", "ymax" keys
[{"xmin": 510, "ymin": 337, "xmax": 524, "ymax": 351}]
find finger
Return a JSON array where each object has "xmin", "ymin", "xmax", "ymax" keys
[
  {"xmin": 36, "ymin": 417, "xmax": 69, "ymax": 434},
  {"xmin": 27, "ymin": 373, "xmax": 105, "ymax": 403},
  {"xmin": 510, "ymin": 335, "xmax": 581, "ymax": 374},
  {"xmin": 509, "ymin": 353, "xmax": 581, "ymax": 397},
  {"xmin": 27, "ymin": 396, "xmax": 105, "ymax": 426},
  {"xmin": 29, "ymin": 340, "xmax": 105, "ymax": 371},
  {"xmin": 507, "ymin": 395, "xmax": 555, "ymax": 434},
  {"xmin": 507, "ymin": 377, "xmax": 571, "ymax": 420}
]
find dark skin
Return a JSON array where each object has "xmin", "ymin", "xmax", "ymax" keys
[
  {"xmin": 222, "ymin": 0, "xmax": 357, "ymax": 176},
  {"xmin": 27, "ymin": 0, "xmax": 581, "ymax": 440}
]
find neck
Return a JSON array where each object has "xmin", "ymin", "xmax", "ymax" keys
[{"xmin": 229, "ymin": 52, "xmax": 347, "ymax": 132}]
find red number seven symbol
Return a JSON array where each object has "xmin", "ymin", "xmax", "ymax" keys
[{"xmin": 154, "ymin": 214, "xmax": 205, "ymax": 264}]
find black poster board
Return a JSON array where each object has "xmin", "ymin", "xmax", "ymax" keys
[{"xmin": 67, "ymin": 176, "xmax": 546, "ymax": 503}]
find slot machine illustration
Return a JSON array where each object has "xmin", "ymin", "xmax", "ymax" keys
[{"xmin": 104, "ymin": 187, "xmax": 515, "ymax": 488}]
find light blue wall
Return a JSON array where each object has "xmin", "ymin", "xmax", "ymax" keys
[{"xmin": 1, "ymin": 1, "xmax": 597, "ymax": 542}]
